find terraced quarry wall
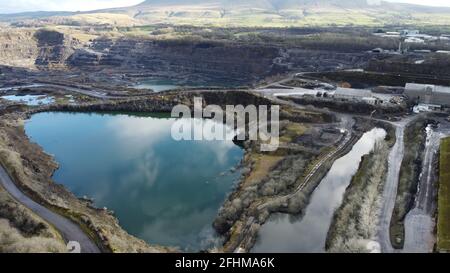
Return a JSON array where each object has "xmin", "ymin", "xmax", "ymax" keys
[
  {"xmin": 0, "ymin": 27, "xmax": 374, "ymax": 85},
  {"xmin": 0, "ymin": 29, "xmax": 38, "ymax": 68},
  {"xmin": 0, "ymin": 29, "xmax": 78, "ymax": 69},
  {"xmin": 72, "ymin": 38, "xmax": 284, "ymax": 83}
]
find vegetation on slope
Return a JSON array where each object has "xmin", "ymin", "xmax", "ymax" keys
[
  {"xmin": 326, "ymin": 141, "xmax": 390, "ymax": 252},
  {"xmin": 326, "ymin": 123, "xmax": 394, "ymax": 253},
  {"xmin": 5, "ymin": 0, "xmax": 450, "ymax": 28},
  {"xmin": 438, "ymin": 137, "xmax": 450, "ymax": 252},
  {"xmin": 0, "ymin": 185, "xmax": 67, "ymax": 253}
]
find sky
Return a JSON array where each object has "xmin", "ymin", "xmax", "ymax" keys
[
  {"xmin": 389, "ymin": 0, "xmax": 450, "ymax": 6},
  {"xmin": 0, "ymin": 0, "xmax": 144, "ymax": 13},
  {"xmin": 0, "ymin": 0, "xmax": 450, "ymax": 14}
]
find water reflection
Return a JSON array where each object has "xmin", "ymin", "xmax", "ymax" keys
[
  {"xmin": 252, "ymin": 128, "xmax": 386, "ymax": 253},
  {"xmin": 133, "ymin": 79, "xmax": 179, "ymax": 92},
  {"xmin": 1, "ymin": 95, "xmax": 54, "ymax": 106},
  {"xmin": 25, "ymin": 112, "xmax": 243, "ymax": 251},
  {"xmin": 133, "ymin": 78, "xmax": 240, "ymax": 92}
]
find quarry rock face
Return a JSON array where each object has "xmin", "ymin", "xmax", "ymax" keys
[
  {"xmin": 0, "ymin": 29, "xmax": 285, "ymax": 82},
  {"xmin": 0, "ymin": 29, "xmax": 77, "ymax": 69},
  {"xmin": 67, "ymin": 49, "xmax": 102, "ymax": 67},
  {"xmin": 0, "ymin": 28, "xmax": 371, "ymax": 83},
  {"xmin": 68, "ymin": 37, "xmax": 370, "ymax": 83},
  {"xmin": 82, "ymin": 38, "xmax": 283, "ymax": 83},
  {"xmin": 34, "ymin": 29, "xmax": 77, "ymax": 68},
  {"xmin": 0, "ymin": 29, "xmax": 38, "ymax": 68}
]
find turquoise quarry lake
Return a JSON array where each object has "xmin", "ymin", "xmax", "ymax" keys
[{"xmin": 25, "ymin": 112, "xmax": 243, "ymax": 251}]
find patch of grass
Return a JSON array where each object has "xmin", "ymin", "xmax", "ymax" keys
[
  {"xmin": 0, "ymin": 185, "xmax": 67, "ymax": 253},
  {"xmin": 124, "ymin": 9, "xmax": 450, "ymax": 28},
  {"xmin": 244, "ymin": 154, "xmax": 284, "ymax": 187},
  {"xmin": 438, "ymin": 137, "xmax": 450, "ymax": 252},
  {"xmin": 280, "ymin": 123, "xmax": 308, "ymax": 143},
  {"xmin": 68, "ymin": 13, "xmax": 141, "ymax": 27}
]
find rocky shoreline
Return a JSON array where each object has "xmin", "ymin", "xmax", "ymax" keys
[
  {"xmin": 0, "ymin": 87, "xmax": 399, "ymax": 253},
  {"xmin": 0, "ymin": 90, "xmax": 306, "ymax": 252}
]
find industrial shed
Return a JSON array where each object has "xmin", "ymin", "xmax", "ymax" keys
[
  {"xmin": 404, "ymin": 83, "xmax": 450, "ymax": 107},
  {"xmin": 333, "ymin": 88, "xmax": 373, "ymax": 101}
]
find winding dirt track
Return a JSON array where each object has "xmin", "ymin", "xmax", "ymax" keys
[{"xmin": 0, "ymin": 164, "xmax": 100, "ymax": 253}]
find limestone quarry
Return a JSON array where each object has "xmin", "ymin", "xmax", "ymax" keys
[{"xmin": 1, "ymin": 1, "xmax": 450, "ymax": 256}]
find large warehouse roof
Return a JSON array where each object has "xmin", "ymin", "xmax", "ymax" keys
[
  {"xmin": 334, "ymin": 88, "xmax": 372, "ymax": 98},
  {"xmin": 405, "ymin": 83, "xmax": 450, "ymax": 106},
  {"xmin": 405, "ymin": 83, "xmax": 450, "ymax": 94}
]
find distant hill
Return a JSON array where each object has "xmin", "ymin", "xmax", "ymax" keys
[
  {"xmin": 135, "ymin": 0, "xmax": 374, "ymax": 9},
  {"xmin": 2, "ymin": 0, "xmax": 450, "ymax": 27},
  {"xmin": 0, "ymin": 11, "xmax": 76, "ymax": 21},
  {"xmin": 132, "ymin": 0, "xmax": 450, "ymax": 12}
]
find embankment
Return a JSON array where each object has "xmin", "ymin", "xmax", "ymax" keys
[
  {"xmin": 438, "ymin": 137, "xmax": 450, "ymax": 252},
  {"xmin": 390, "ymin": 117, "xmax": 435, "ymax": 249},
  {"xmin": 214, "ymin": 117, "xmax": 382, "ymax": 252},
  {"xmin": 326, "ymin": 127, "xmax": 393, "ymax": 252}
]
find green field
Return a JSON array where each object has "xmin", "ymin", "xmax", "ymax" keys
[{"xmin": 438, "ymin": 137, "xmax": 450, "ymax": 252}]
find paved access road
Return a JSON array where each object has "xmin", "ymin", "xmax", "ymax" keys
[
  {"xmin": 378, "ymin": 116, "xmax": 450, "ymax": 253},
  {"xmin": 377, "ymin": 116, "xmax": 418, "ymax": 253},
  {"xmin": 403, "ymin": 120, "xmax": 450, "ymax": 253},
  {"xmin": 0, "ymin": 165, "xmax": 100, "ymax": 253}
]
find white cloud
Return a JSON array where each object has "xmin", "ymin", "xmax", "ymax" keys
[
  {"xmin": 1, "ymin": 0, "xmax": 450, "ymax": 14},
  {"xmin": 385, "ymin": 0, "xmax": 450, "ymax": 7},
  {"xmin": 0, "ymin": 0, "xmax": 144, "ymax": 14}
]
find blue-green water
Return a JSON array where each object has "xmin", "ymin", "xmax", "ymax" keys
[
  {"xmin": 25, "ymin": 112, "xmax": 243, "ymax": 251},
  {"xmin": 134, "ymin": 79, "xmax": 179, "ymax": 92},
  {"xmin": 252, "ymin": 128, "xmax": 387, "ymax": 253},
  {"xmin": 133, "ymin": 78, "xmax": 241, "ymax": 92},
  {"xmin": 1, "ymin": 95, "xmax": 55, "ymax": 106}
]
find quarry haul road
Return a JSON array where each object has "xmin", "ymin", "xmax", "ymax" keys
[
  {"xmin": 403, "ymin": 120, "xmax": 450, "ymax": 253},
  {"xmin": 286, "ymin": 114, "xmax": 354, "ymax": 199},
  {"xmin": 377, "ymin": 124, "xmax": 404, "ymax": 253},
  {"xmin": 0, "ymin": 164, "xmax": 101, "ymax": 253},
  {"xmin": 377, "ymin": 115, "xmax": 423, "ymax": 253},
  {"xmin": 2, "ymin": 83, "xmax": 127, "ymax": 100},
  {"xmin": 403, "ymin": 126, "xmax": 439, "ymax": 253},
  {"xmin": 35, "ymin": 83, "xmax": 114, "ymax": 99}
]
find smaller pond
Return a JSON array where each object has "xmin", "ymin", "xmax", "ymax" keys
[
  {"xmin": 1, "ymin": 95, "xmax": 54, "ymax": 106},
  {"xmin": 133, "ymin": 78, "xmax": 242, "ymax": 92},
  {"xmin": 252, "ymin": 128, "xmax": 387, "ymax": 253},
  {"xmin": 0, "ymin": 84, "xmax": 44, "ymax": 91},
  {"xmin": 133, "ymin": 79, "xmax": 179, "ymax": 92}
]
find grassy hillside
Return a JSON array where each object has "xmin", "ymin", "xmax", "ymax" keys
[
  {"xmin": 438, "ymin": 137, "xmax": 450, "ymax": 252},
  {"xmin": 3, "ymin": 0, "xmax": 450, "ymax": 28}
]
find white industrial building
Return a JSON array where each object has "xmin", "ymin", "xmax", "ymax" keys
[
  {"xmin": 404, "ymin": 83, "xmax": 450, "ymax": 107},
  {"xmin": 333, "ymin": 88, "xmax": 384, "ymax": 105},
  {"xmin": 406, "ymin": 37, "xmax": 425, "ymax": 44},
  {"xmin": 401, "ymin": 29, "xmax": 420, "ymax": 36},
  {"xmin": 334, "ymin": 88, "xmax": 372, "ymax": 100}
]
